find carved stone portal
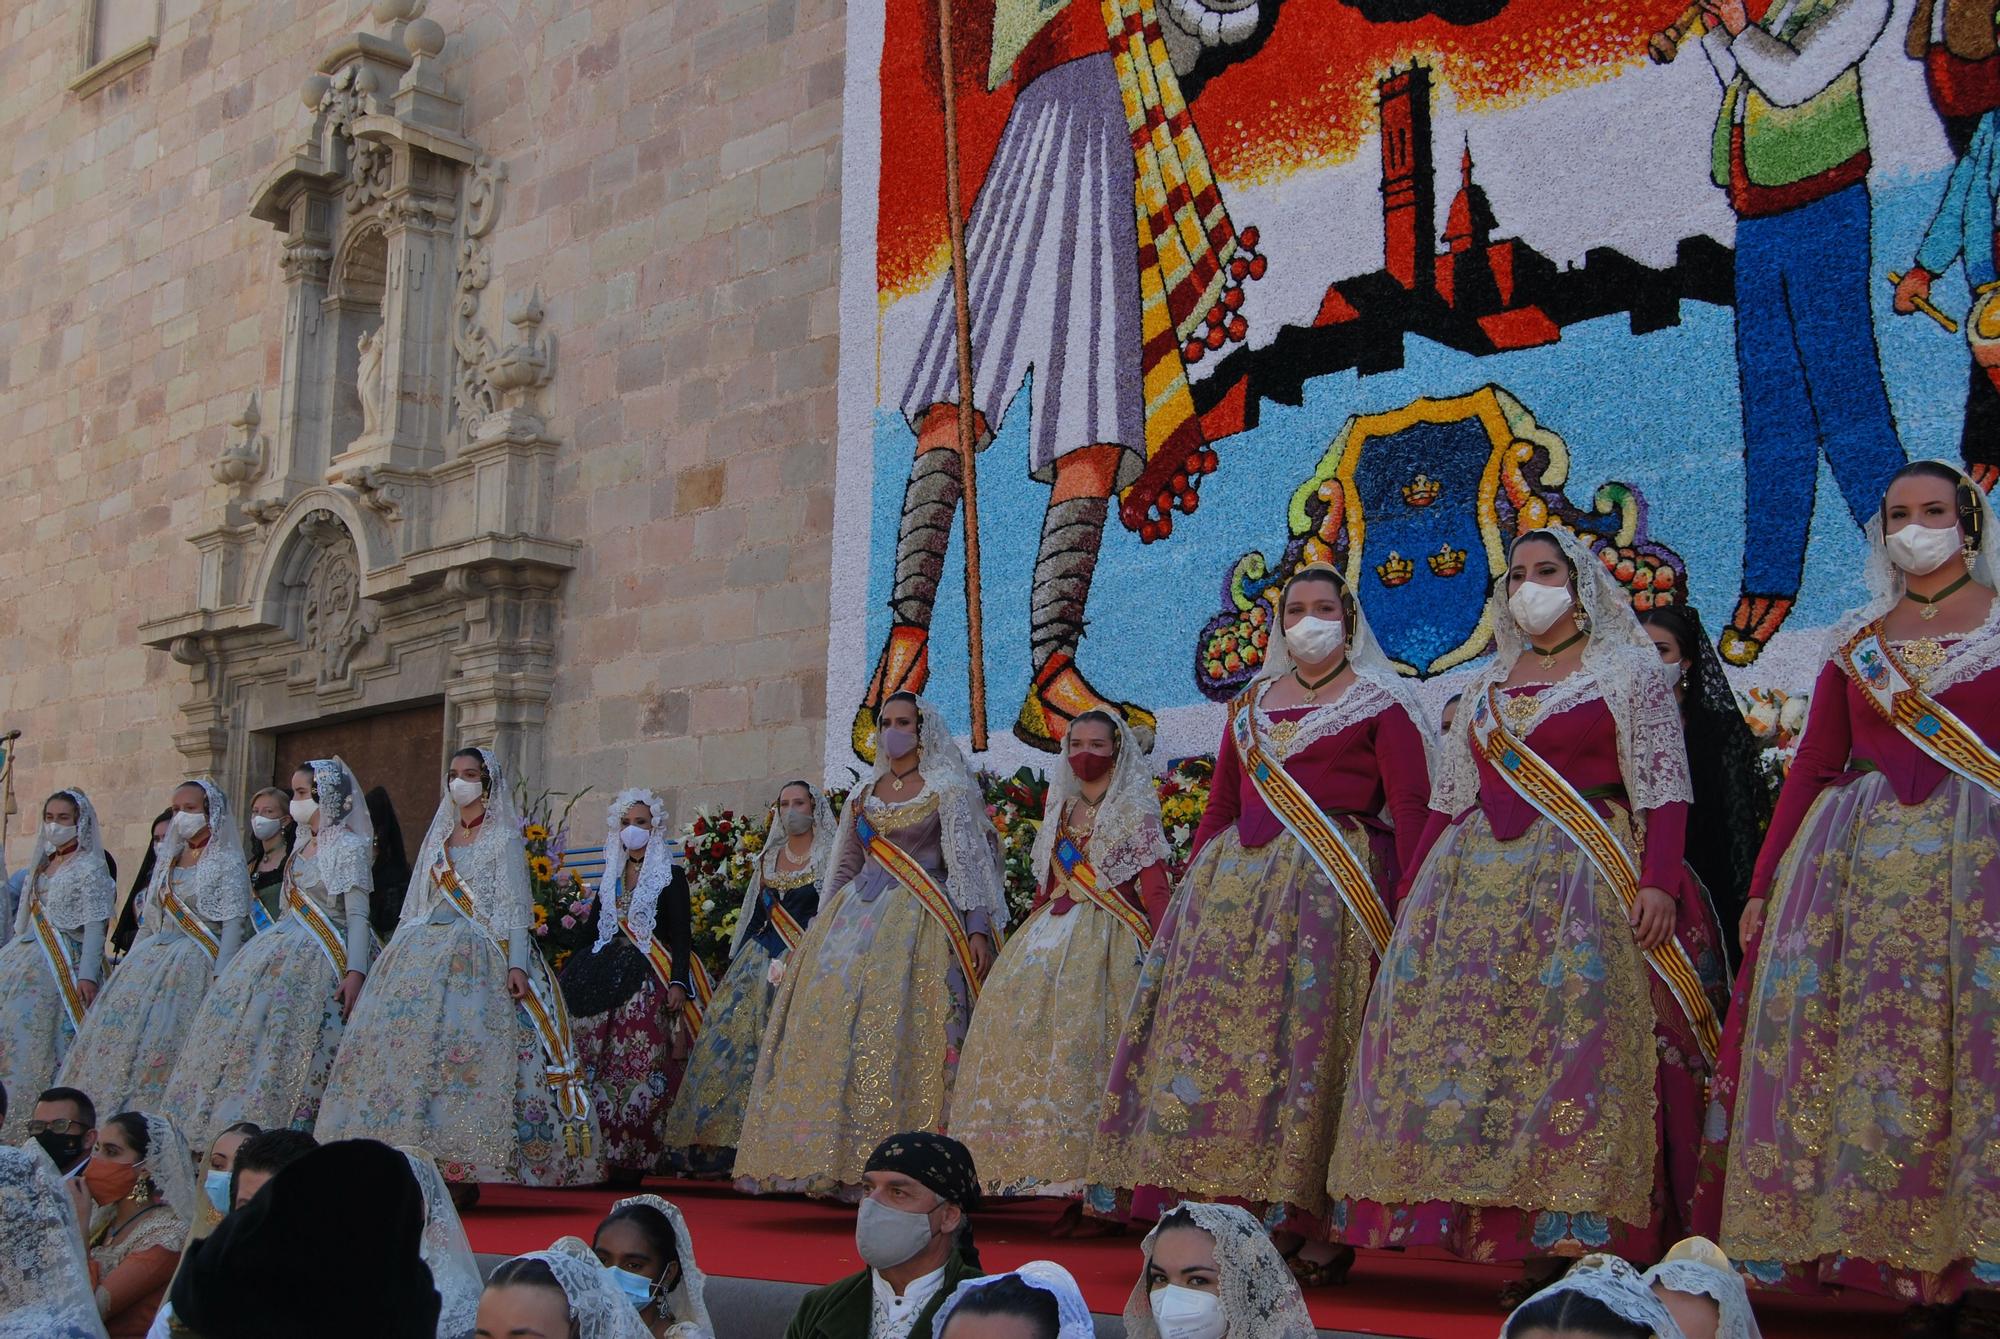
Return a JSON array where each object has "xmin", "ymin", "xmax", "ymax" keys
[{"xmin": 140, "ymin": 0, "xmax": 575, "ymax": 803}]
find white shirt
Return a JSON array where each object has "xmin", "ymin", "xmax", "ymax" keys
[{"xmin": 869, "ymin": 1263, "xmax": 949, "ymax": 1339}]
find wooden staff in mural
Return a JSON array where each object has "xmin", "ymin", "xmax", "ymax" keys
[{"xmin": 850, "ymin": 0, "xmax": 1267, "ymax": 761}]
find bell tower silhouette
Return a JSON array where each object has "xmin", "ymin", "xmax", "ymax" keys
[{"xmin": 1378, "ymin": 64, "xmax": 1435, "ymax": 294}]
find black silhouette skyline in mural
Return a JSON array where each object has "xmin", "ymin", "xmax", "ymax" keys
[{"xmin": 1189, "ymin": 64, "xmax": 1735, "ymax": 431}]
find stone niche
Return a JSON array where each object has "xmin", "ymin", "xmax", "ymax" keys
[{"xmin": 141, "ymin": 0, "xmax": 573, "ymax": 801}]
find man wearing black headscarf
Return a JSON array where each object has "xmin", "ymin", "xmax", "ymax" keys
[
  {"xmin": 166, "ymin": 1139, "xmax": 441, "ymax": 1339},
  {"xmin": 783, "ymin": 1132, "xmax": 983, "ymax": 1339}
]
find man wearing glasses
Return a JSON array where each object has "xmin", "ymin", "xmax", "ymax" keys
[{"xmin": 28, "ymin": 1085, "xmax": 97, "ymax": 1176}]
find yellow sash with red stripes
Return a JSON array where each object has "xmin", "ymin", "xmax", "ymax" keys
[
  {"xmin": 1230, "ymin": 689, "xmax": 1394, "ymax": 958},
  {"xmin": 620, "ymin": 911, "xmax": 715, "ymax": 1034},
  {"xmin": 431, "ymin": 852, "xmax": 591, "ymax": 1128},
  {"xmin": 1838, "ymin": 621, "xmax": 2000, "ymax": 800},
  {"xmin": 1469, "ymin": 686, "xmax": 1721, "ymax": 1064},
  {"xmin": 285, "ymin": 878, "xmax": 350, "ymax": 978},
  {"xmin": 766, "ymin": 897, "xmax": 807, "ymax": 951},
  {"xmin": 155, "ymin": 879, "xmax": 220, "ymax": 960},
  {"xmin": 855, "ymin": 808, "xmax": 986, "ymax": 999},
  {"xmin": 28, "ymin": 901, "xmax": 86, "ymax": 1030},
  {"xmin": 1047, "ymin": 825, "xmax": 1152, "ymax": 949}
]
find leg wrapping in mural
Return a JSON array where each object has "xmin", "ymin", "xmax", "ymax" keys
[
  {"xmin": 851, "ymin": 441, "xmax": 965, "ymax": 760},
  {"xmin": 1015, "ymin": 491, "xmax": 1157, "ymax": 754}
]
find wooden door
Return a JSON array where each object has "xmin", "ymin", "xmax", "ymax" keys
[{"xmin": 271, "ymin": 702, "xmax": 444, "ymax": 866}]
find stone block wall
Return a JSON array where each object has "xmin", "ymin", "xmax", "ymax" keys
[{"xmin": 0, "ymin": 0, "xmax": 845, "ymax": 866}]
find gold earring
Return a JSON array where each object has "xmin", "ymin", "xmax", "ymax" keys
[{"xmin": 1572, "ymin": 605, "xmax": 1589, "ymax": 631}]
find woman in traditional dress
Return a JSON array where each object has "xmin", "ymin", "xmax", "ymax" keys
[
  {"xmin": 952, "ymin": 711, "xmax": 1169, "ymax": 1217},
  {"xmin": 1502, "ymin": 1254, "xmax": 1696, "ymax": 1339},
  {"xmin": 733, "ymin": 692, "xmax": 1007, "ymax": 1195},
  {"xmin": 1699, "ymin": 462, "xmax": 2000, "ymax": 1320},
  {"xmin": 162, "ymin": 758, "xmax": 375, "ymax": 1148},
  {"xmin": 591, "ymin": 1194, "xmax": 716, "ymax": 1339},
  {"xmin": 1330, "ymin": 527, "xmax": 1728, "ymax": 1298},
  {"xmin": 242, "ymin": 787, "xmax": 292, "ymax": 929},
  {"xmin": 659, "ymin": 780, "xmax": 831, "ymax": 1175},
  {"xmin": 62, "ymin": 782, "xmax": 250, "ymax": 1118},
  {"xmin": 80, "ymin": 1111, "xmax": 196, "ymax": 1338},
  {"xmin": 0, "ymin": 789, "xmax": 115, "ymax": 1143},
  {"xmin": 935, "ymin": 1262, "xmax": 1096, "ymax": 1339},
  {"xmin": 316, "ymin": 746, "xmax": 600, "ymax": 1187},
  {"xmin": 1093, "ymin": 563, "xmax": 1430, "ymax": 1282},
  {"xmin": 562, "ymin": 788, "xmax": 696, "ymax": 1186},
  {"xmin": 0, "ymin": 1142, "xmax": 107, "ymax": 1339},
  {"xmin": 1119, "ymin": 1202, "xmax": 1318, "ymax": 1339},
  {"xmin": 479, "ymin": 1239, "xmax": 656, "ymax": 1339},
  {"xmin": 1644, "ymin": 1237, "xmax": 1765, "ymax": 1339},
  {"xmin": 1638, "ymin": 606, "xmax": 1771, "ymax": 965}
]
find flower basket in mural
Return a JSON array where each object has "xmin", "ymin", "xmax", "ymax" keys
[
  {"xmin": 520, "ymin": 786, "xmax": 596, "ymax": 976},
  {"xmin": 1194, "ymin": 385, "xmax": 1686, "ymax": 699}
]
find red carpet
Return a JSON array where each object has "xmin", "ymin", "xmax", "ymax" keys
[{"xmin": 463, "ymin": 1182, "xmax": 1903, "ymax": 1338}]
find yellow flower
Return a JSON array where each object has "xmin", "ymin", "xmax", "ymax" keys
[
  {"xmin": 528, "ymin": 854, "xmax": 555, "ymax": 881},
  {"xmin": 532, "ymin": 903, "xmax": 549, "ymax": 927},
  {"xmin": 524, "ymin": 824, "xmax": 550, "ymax": 842}
]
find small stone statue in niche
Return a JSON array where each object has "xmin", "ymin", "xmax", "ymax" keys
[{"xmin": 357, "ymin": 326, "xmax": 385, "ymax": 438}]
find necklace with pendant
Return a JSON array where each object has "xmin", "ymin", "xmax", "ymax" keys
[
  {"xmin": 1905, "ymin": 571, "xmax": 1974, "ymax": 621},
  {"xmin": 1529, "ymin": 628, "xmax": 1587, "ymax": 670},
  {"xmin": 1292, "ymin": 659, "xmax": 1347, "ymax": 703}
]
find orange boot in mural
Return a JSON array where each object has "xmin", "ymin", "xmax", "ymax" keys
[
  {"xmin": 852, "ymin": 624, "xmax": 932, "ymax": 762},
  {"xmin": 1718, "ymin": 592, "xmax": 1795, "ymax": 667}
]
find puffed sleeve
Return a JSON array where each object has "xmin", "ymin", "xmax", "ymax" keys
[{"xmin": 1748, "ymin": 659, "xmax": 1854, "ymax": 900}]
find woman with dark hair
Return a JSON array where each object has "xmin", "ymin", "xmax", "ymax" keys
[
  {"xmin": 111, "ymin": 812, "xmax": 173, "ymax": 958},
  {"xmin": 1502, "ymin": 1255, "xmax": 1687, "ymax": 1339},
  {"xmin": 934, "ymin": 1263, "xmax": 1094, "ymax": 1339},
  {"xmin": 659, "ymin": 781, "xmax": 830, "ymax": 1174},
  {"xmin": 590, "ymin": 1195, "xmax": 713, "ymax": 1337},
  {"xmin": 1119, "ymin": 1202, "xmax": 1317, "ymax": 1338},
  {"xmin": 1095, "ymin": 564, "xmax": 1430, "ymax": 1282},
  {"xmin": 479, "ymin": 1239, "xmax": 656, "ymax": 1339},
  {"xmin": 1637, "ymin": 605, "xmax": 1769, "ymax": 965},
  {"xmin": 366, "ymin": 786, "xmax": 411, "ymax": 938},
  {"xmin": 734, "ymin": 694, "xmax": 1008, "ymax": 1194},
  {"xmin": 80, "ymin": 1112, "xmax": 197, "ymax": 1337},
  {"xmin": 241, "ymin": 788, "xmax": 293, "ymax": 929},
  {"xmin": 1331, "ymin": 529, "xmax": 1728, "ymax": 1298},
  {"xmin": 316, "ymin": 747, "xmax": 600, "ymax": 1187},
  {"xmin": 1700, "ymin": 462, "xmax": 2000, "ymax": 1319},
  {"xmin": 164, "ymin": 759, "xmax": 377, "ymax": 1149}
]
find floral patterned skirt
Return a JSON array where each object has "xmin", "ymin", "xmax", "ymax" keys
[
  {"xmin": 733, "ymin": 881, "xmax": 970, "ymax": 1194},
  {"xmin": 573, "ymin": 973, "xmax": 685, "ymax": 1176},
  {"xmin": 1330, "ymin": 809, "xmax": 1722, "ymax": 1263},
  {"xmin": 658, "ymin": 939, "xmax": 776, "ymax": 1158},
  {"xmin": 161, "ymin": 915, "xmax": 345, "ymax": 1149},
  {"xmin": 1089, "ymin": 825, "xmax": 1376, "ymax": 1219},
  {"xmin": 952, "ymin": 899, "xmax": 1147, "ymax": 1197},
  {"xmin": 314, "ymin": 917, "xmax": 601, "ymax": 1186},
  {"xmin": 59, "ymin": 925, "xmax": 214, "ymax": 1120},
  {"xmin": 0, "ymin": 931, "xmax": 80, "ymax": 1143},
  {"xmin": 1699, "ymin": 773, "xmax": 2000, "ymax": 1302}
]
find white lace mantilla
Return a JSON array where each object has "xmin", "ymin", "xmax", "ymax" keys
[
  {"xmin": 1252, "ymin": 677, "xmax": 1399, "ymax": 761},
  {"xmin": 295, "ymin": 829, "xmax": 372, "ymax": 911},
  {"xmin": 1884, "ymin": 599, "xmax": 2000, "ymax": 698}
]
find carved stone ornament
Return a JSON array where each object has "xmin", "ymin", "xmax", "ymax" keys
[
  {"xmin": 294, "ymin": 509, "xmax": 376, "ymax": 688},
  {"xmin": 211, "ymin": 392, "xmax": 267, "ymax": 486}
]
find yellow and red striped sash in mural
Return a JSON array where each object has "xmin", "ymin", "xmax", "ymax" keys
[
  {"xmin": 28, "ymin": 902, "xmax": 86, "ymax": 1029},
  {"xmin": 431, "ymin": 853, "xmax": 591, "ymax": 1125},
  {"xmin": 1230, "ymin": 689, "xmax": 1394, "ymax": 958},
  {"xmin": 620, "ymin": 912, "xmax": 715, "ymax": 1034},
  {"xmin": 285, "ymin": 878, "xmax": 349, "ymax": 978},
  {"xmin": 1050, "ymin": 830, "xmax": 1153, "ymax": 949},
  {"xmin": 1469, "ymin": 688, "xmax": 1721, "ymax": 1065},
  {"xmin": 855, "ymin": 809, "xmax": 987, "ymax": 999},
  {"xmin": 1838, "ymin": 621, "xmax": 2000, "ymax": 800},
  {"xmin": 155, "ymin": 879, "xmax": 220, "ymax": 960}
]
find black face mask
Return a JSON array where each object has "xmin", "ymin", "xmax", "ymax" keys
[{"xmin": 35, "ymin": 1131, "xmax": 85, "ymax": 1171}]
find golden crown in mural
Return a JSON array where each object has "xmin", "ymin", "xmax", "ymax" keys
[
  {"xmin": 1402, "ymin": 473, "xmax": 1442, "ymax": 507},
  {"xmin": 1426, "ymin": 542, "xmax": 1467, "ymax": 577},
  {"xmin": 1375, "ymin": 551, "xmax": 1415, "ymax": 587}
]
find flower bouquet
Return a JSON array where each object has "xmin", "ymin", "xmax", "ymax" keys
[
  {"xmin": 679, "ymin": 807, "xmax": 765, "ymax": 970},
  {"xmin": 1155, "ymin": 756, "xmax": 1215, "ymax": 881},
  {"xmin": 979, "ymin": 766, "xmax": 1049, "ymax": 927},
  {"xmin": 519, "ymin": 786, "xmax": 594, "ymax": 975}
]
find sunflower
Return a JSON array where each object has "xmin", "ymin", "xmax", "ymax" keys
[
  {"xmin": 528, "ymin": 854, "xmax": 555, "ymax": 881},
  {"xmin": 523, "ymin": 824, "xmax": 550, "ymax": 842},
  {"xmin": 531, "ymin": 903, "xmax": 549, "ymax": 928}
]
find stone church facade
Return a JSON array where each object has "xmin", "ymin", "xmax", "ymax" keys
[{"xmin": 0, "ymin": 0, "xmax": 845, "ymax": 861}]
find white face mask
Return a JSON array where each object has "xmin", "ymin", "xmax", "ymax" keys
[
  {"xmin": 854, "ymin": 1196, "xmax": 938, "ymax": 1271},
  {"xmin": 1150, "ymin": 1284, "xmax": 1227, "ymax": 1339},
  {"xmin": 1508, "ymin": 580, "xmax": 1575, "ymax": 638},
  {"xmin": 1283, "ymin": 615, "xmax": 1345, "ymax": 665},
  {"xmin": 1661, "ymin": 660, "xmax": 1686, "ymax": 689},
  {"xmin": 169, "ymin": 809, "xmax": 209, "ymax": 842},
  {"xmin": 42, "ymin": 822, "xmax": 78, "ymax": 849},
  {"xmin": 620, "ymin": 824, "xmax": 651, "ymax": 852},
  {"xmin": 251, "ymin": 814, "xmax": 286, "ymax": 841},
  {"xmin": 781, "ymin": 809, "xmax": 816, "ymax": 837},
  {"xmin": 447, "ymin": 777, "xmax": 484, "ymax": 808},
  {"xmin": 1885, "ymin": 520, "xmax": 1963, "ymax": 577},
  {"xmin": 288, "ymin": 797, "xmax": 319, "ymax": 827}
]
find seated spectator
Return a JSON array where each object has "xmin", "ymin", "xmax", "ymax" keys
[
  {"xmin": 934, "ymin": 1261, "xmax": 1094, "ymax": 1339},
  {"xmin": 0, "ymin": 1141, "xmax": 107, "ymax": 1339},
  {"xmin": 478, "ymin": 1237, "xmax": 652, "ymax": 1339},
  {"xmin": 30, "ymin": 1085, "xmax": 100, "ymax": 1176},
  {"xmin": 591, "ymin": 1194, "xmax": 714, "ymax": 1338},
  {"xmin": 168, "ymin": 1139, "xmax": 439, "ymax": 1339},
  {"xmin": 195, "ymin": 1123, "xmax": 259, "ymax": 1230},
  {"xmin": 78, "ymin": 1112, "xmax": 195, "ymax": 1338},
  {"xmin": 1643, "ymin": 1238, "xmax": 1762, "ymax": 1339},
  {"xmin": 1121, "ymin": 1203, "xmax": 1316, "ymax": 1339},
  {"xmin": 226, "ymin": 1127, "xmax": 317, "ymax": 1210},
  {"xmin": 400, "ymin": 1146, "xmax": 483, "ymax": 1339},
  {"xmin": 1504, "ymin": 1254, "xmax": 1687, "ymax": 1339},
  {"xmin": 783, "ymin": 1132, "xmax": 985, "ymax": 1339}
]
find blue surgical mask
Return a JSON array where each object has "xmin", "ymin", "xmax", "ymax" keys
[
  {"xmin": 204, "ymin": 1168, "xmax": 233, "ymax": 1214},
  {"xmin": 604, "ymin": 1264, "xmax": 659, "ymax": 1309}
]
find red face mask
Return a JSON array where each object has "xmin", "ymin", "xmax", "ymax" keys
[
  {"xmin": 1069, "ymin": 751, "xmax": 1113, "ymax": 783},
  {"xmin": 84, "ymin": 1157, "xmax": 141, "ymax": 1206}
]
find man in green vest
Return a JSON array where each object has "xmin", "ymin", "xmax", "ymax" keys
[
  {"xmin": 783, "ymin": 1132, "xmax": 985, "ymax": 1339},
  {"xmin": 1698, "ymin": 0, "xmax": 1909, "ymax": 666}
]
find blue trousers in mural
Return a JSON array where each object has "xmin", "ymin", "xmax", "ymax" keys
[{"xmin": 1734, "ymin": 183, "xmax": 1907, "ymax": 597}]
